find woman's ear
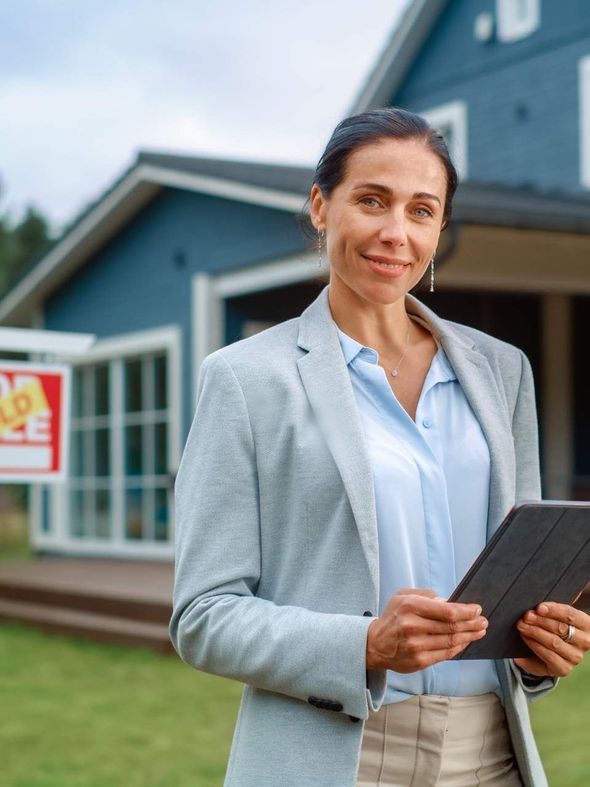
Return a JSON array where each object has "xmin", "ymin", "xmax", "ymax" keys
[{"xmin": 309, "ymin": 184, "xmax": 326, "ymax": 231}]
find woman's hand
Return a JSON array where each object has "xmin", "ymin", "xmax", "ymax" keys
[
  {"xmin": 515, "ymin": 602, "xmax": 590, "ymax": 677},
  {"xmin": 366, "ymin": 588, "xmax": 488, "ymax": 672}
]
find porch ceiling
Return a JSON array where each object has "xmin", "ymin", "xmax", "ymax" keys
[{"xmin": 438, "ymin": 224, "xmax": 590, "ymax": 294}]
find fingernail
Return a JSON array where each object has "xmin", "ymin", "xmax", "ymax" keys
[{"xmin": 538, "ymin": 604, "xmax": 549, "ymax": 615}]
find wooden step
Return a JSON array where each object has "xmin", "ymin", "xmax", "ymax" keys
[
  {"xmin": 0, "ymin": 598, "xmax": 173, "ymax": 653},
  {"xmin": 0, "ymin": 579, "xmax": 171, "ymax": 624}
]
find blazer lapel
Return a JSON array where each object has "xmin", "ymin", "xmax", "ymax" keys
[
  {"xmin": 405, "ymin": 295, "xmax": 516, "ymax": 541},
  {"xmin": 296, "ymin": 285, "xmax": 517, "ymax": 596},
  {"xmin": 297, "ymin": 287, "xmax": 379, "ymax": 597}
]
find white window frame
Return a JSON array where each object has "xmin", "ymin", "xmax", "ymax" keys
[
  {"xmin": 580, "ymin": 55, "xmax": 590, "ymax": 190},
  {"xmin": 191, "ymin": 254, "xmax": 318, "ymax": 407},
  {"xmin": 32, "ymin": 325, "xmax": 181, "ymax": 559},
  {"xmin": 420, "ymin": 100, "xmax": 468, "ymax": 182},
  {"xmin": 496, "ymin": 0, "xmax": 540, "ymax": 43}
]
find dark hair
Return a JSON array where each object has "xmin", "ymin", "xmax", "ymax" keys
[{"xmin": 310, "ymin": 106, "xmax": 458, "ymax": 231}]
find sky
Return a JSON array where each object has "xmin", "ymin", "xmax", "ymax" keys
[{"xmin": 1, "ymin": 0, "xmax": 411, "ymax": 233}]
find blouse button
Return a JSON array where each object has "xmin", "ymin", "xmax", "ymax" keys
[{"xmin": 422, "ymin": 418, "xmax": 432, "ymax": 429}]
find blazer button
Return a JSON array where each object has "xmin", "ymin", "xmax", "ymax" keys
[
  {"xmin": 308, "ymin": 696, "xmax": 343, "ymax": 712},
  {"xmin": 363, "ymin": 610, "xmax": 373, "ymax": 617}
]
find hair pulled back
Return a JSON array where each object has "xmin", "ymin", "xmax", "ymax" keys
[{"xmin": 312, "ymin": 106, "xmax": 458, "ymax": 230}]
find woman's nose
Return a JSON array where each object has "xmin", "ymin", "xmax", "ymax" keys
[{"xmin": 378, "ymin": 210, "xmax": 408, "ymax": 245}]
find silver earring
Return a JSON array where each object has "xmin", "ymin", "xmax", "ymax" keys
[
  {"xmin": 430, "ymin": 256, "xmax": 435, "ymax": 293},
  {"xmin": 317, "ymin": 229, "xmax": 325, "ymax": 269}
]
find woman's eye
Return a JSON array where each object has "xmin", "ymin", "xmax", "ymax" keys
[
  {"xmin": 414, "ymin": 207, "xmax": 433, "ymax": 217},
  {"xmin": 360, "ymin": 196, "xmax": 382, "ymax": 208}
]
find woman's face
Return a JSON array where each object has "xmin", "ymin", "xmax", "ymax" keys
[{"xmin": 310, "ymin": 137, "xmax": 447, "ymax": 306}]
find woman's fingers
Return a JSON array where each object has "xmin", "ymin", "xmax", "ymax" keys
[
  {"xmin": 518, "ymin": 633, "xmax": 581, "ymax": 677},
  {"xmin": 534, "ymin": 602, "xmax": 589, "ymax": 630},
  {"xmin": 398, "ymin": 611, "xmax": 488, "ymax": 637},
  {"xmin": 519, "ymin": 611, "xmax": 590, "ymax": 650},
  {"xmin": 395, "ymin": 636, "xmax": 483, "ymax": 673},
  {"xmin": 517, "ymin": 604, "xmax": 590, "ymax": 674},
  {"xmin": 368, "ymin": 590, "xmax": 489, "ymax": 672},
  {"xmin": 517, "ymin": 620, "xmax": 583, "ymax": 660},
  {"xmin": 420, "ymin": 628, "xmax": 487, "ymax": 653},
  {"xmin": 390, "ymin": 593, "xmax": 483, "ymax": 624}
]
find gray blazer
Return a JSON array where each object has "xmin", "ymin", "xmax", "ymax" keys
[{"xmin": 170, "ymin": 284, "xmax": 553, "ymax": 787}]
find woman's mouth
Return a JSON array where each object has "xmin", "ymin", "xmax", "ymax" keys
[{"xmin": 363, "ymin": 255, "xmax": 410, "ymax": 277}]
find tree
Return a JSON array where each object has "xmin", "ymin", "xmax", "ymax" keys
[{"xmin": 0, "ymin": 194, "xmax": 53, "ymax": 298}]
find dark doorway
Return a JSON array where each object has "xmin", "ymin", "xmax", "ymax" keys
[{"xmin": 224, "ymin": 277, "xmax": 327, "ymax": 344}]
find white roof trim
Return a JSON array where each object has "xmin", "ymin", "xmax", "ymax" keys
[
  {"xmin": 348, "ymin": 0, "xmax": 447, "ymax": 114},
  {"xmin": 0, "ymin": 162, "xmax": 308, "ymax": 325},
  {"xmin": 0, "ymin": 168, "xmax": 158, "ymax": 324},
  {"xmin": 0, "ymin": 327, "xmax": 95, "ymax": 354},
  {"xmin": 141, "ymin": 164, "xmax": 306, "ymax": 213}
]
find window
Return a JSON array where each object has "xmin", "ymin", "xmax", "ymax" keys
[
  {"xmin": 420, "ymin": 100, "xmax": 468, "ymax": 181},
  {"xmin": 581, "ymin": 55, "xmax": 590, "ymax": 190},
  {"xmin": 497, "ymin": 0, "xmax": 540, "ymax": 43},
  {"xmin": 69, "ymin": 351, "xmax": 173, "ymax": 543}
]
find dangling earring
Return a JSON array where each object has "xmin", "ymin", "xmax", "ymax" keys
[
  {"xmin": 430, "ymin": 255, "xmax": 435, "ymax": 293},
  {"xmin": 317, "ymin": 229, "xmax": 325, "ymax": 269}
]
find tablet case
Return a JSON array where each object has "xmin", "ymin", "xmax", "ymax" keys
[{"xmin": 449, "ymin": 501, "xmax": 590, "ymax": 659}]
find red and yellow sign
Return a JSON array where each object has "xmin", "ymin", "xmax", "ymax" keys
[{"xmin": 0, "ymin": 363, "xmax": 70, "ymax": 482}]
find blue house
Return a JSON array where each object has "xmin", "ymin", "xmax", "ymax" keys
[{"xmin": 2, "ymin": 0, "xmax": 590, "ymax": 560}]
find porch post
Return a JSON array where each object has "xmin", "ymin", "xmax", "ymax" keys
[
  {"xmin": 541, "ymin": 294, "xmax": 573, "ymax": 498},
  {"xmin": 191, "ymin": 273, "xmax": 223, "ymax": 411}
]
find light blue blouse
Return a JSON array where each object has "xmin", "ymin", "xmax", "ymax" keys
[{"xmin": 335, "ymin": 317, "xmax": 501, "ymax": 704}]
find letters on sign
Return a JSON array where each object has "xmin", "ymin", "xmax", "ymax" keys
[{"xmin": 0, "ymin": 364, "xmax": 70, "ymax": 482}]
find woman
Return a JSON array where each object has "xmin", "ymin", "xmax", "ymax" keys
[{"xmin": 169, "ymin": 107, "xmax": 590, "ymax": 787}]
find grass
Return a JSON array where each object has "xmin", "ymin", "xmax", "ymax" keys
[
  {"xmin": 0, "ymin": 623, "xmax": 588, "ymax": 786},
  {"xmin": 531, "ymin": 656, "xmax": 590, "ymax": 786},
  {"xmin": 0, "ymin": 509, "xmax": 33, "ymax": 561},
  {"xmin": 0, "ymin": 625, "xmax": 242, "ymax": 787}
]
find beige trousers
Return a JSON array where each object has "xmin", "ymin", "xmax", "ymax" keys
[{"xmin": 357, "ymin": 693, "xmax": 524, "ymax": 787}]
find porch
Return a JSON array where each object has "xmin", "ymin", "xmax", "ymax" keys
[{"xmin": 0, "ymin": 556, "xmax": 173, "ymax": 652}]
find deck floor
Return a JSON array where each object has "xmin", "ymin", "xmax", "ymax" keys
[{"xmin": 0, "ymin": 556, "xmax": 174, "ymax": 604}]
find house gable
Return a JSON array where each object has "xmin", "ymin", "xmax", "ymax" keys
[
  {"xmin": 42, "ymin": 187, "xmax": 309, "ymax": 436},
  {"xmin": 363, "ymin": 0, "xmax": 590, "ymax": 194}
]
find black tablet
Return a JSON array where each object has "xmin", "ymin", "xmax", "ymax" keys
[{"xmin": 449, "ymin": 500, "xmax": 590, "ymax": 660}]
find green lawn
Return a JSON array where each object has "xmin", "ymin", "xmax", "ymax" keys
[
  {"xmin": 0, "ymin": 624, "xmax": 588, "ymax": 786},
  {"xmin": 0, "ymin": 625, "xmax": 242, "ymax": 787},
  {"xmin": 530, "ymin": 656, "xmax": 590, "ymax": 786},
  {"xmin": 0, "ymin": 509, "xmax": 33, "ymax": 561}
]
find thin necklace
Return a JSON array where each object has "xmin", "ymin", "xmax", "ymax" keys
[{"xmin": 390, "ymin": 324, "xmax": 412, "ymax": 377}]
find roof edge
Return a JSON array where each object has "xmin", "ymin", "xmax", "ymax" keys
[
  {"xmin": 347, "ymin": 0, "xmax": 449, "ymax": 114},
  {"xmin": 0, "ymin": 157, "xmax": 312, "ymax": 325}
]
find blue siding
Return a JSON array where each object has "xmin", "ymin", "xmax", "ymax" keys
[
  {"xmin": 43, "ymin": 188, "xmax": 308, "ymax": 438},
  {"xmin": 393, "ymin": 0, "xmax": 590, "ymax": 193}
]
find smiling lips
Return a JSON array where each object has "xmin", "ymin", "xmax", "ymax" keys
[
  {"xmin": 365, "ymin": 255, "xmax": 410, "ymax": 267},
  {"xmin": 363, "ymin": 254, "xmax": 411, "ymax": 277}
]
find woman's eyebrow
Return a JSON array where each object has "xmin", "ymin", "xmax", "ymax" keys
[{"xmin": 351, "ymin": 182, "xmax": 441, "ymax": 206}]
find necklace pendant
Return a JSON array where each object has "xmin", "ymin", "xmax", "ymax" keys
[{"xmin": 391, "ymin": 369, "xmax": 399, "ymax": 377}]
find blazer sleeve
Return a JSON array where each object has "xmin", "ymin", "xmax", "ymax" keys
[
  {"xmin": 509, "ymin": 349, "xmax": 558, "ymax": 700},
  {"xmin": 169, "ymin": 351, "xmax": 378, "ymax": 721}
]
